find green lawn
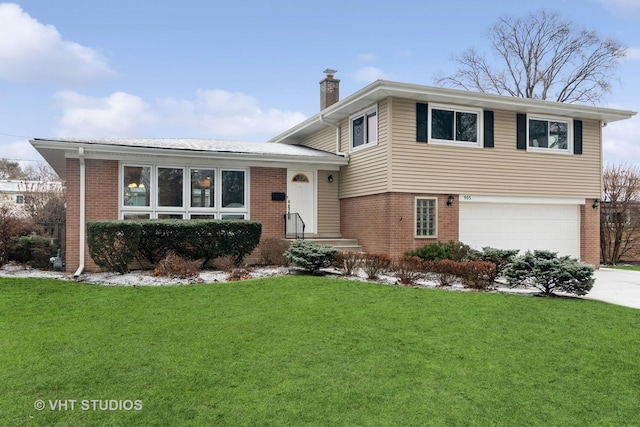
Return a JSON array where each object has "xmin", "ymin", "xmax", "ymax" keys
[
  {"xmin": 1, "ymin": 276, "xmax": 640, "ymax": 426},
  {"xmin": 609, "ymin": 265, "xmax": 640, "ymax": 271}
]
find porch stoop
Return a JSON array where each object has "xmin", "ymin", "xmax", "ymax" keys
[{"xmin": 298, "ymin": 237, "xmax": 363, "ymax": 253}]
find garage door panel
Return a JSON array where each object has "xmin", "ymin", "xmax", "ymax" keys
[{"xmin": 459, "ymin": 203, "xmax": 580, "ymax": 259}]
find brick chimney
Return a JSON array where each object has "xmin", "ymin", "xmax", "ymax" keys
[{"xmin": 320, "ymin": 69, "xmax": 340, "ymax": 110}]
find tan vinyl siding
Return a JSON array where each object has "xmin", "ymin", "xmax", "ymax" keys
[
  {"xmin": 390, "ymin": 98, "xmax": 602, "ymax": 198},
  {"xmin": 339, "ymin": 98, "xmax": 391, "ymax": 198},
  {"xmin": 298, "ymin": 126, "xmax": 335, "ymax": 152},
  {"xmin": 317, "ymin": 170, "xmax": 340, "ymax": 236}
]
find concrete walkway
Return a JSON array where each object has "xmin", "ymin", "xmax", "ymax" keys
[{"xmin": 583, "ymin": 268, "xmax": 640, "ymax": 310}]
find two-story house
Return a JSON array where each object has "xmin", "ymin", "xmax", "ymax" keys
[{"xmin": 31, "ymin": 73, "xmax": 636, "ymax": 273}]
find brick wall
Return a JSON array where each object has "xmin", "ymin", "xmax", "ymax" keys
[
  {"xmin": 250, "ymin": 167, "xmax": 287, "ymax": 239},
  {"xmin": 581, "ymin": 199, "xmax": 601, "ymax": 268},
  {"xmin": 341, "ymin": 193, "xmax": 459, "ymax": 257},
  {"xmin": 65, "ymin": 159, "xmax": 119, "ymax": 273}
]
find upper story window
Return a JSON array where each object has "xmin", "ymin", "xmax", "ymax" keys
[
  {"xmin": 351, "ymin": 106, "xmax": 377, "ymax": 150},
  {"xmin": 528, "ymin": 117, "xmax": 571, "ymax": 152},
  {"xmin": 15, "ymin": 194, "xmax": 24, "ymax": 204},
  {"xmin": 429, "ymin": 104, "xmax": 481, "ymax": 146}
]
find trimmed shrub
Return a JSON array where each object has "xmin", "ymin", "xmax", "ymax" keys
[
  {"xmin": 153, "ymin": 252, "xmax": 200, "ymax": 279},
  {"xmin": 334, "ymin": 251, "xmax": 362, "ymax": 276},
  {"xmin": 171, "ymin": 220, "xmax": 262, "ymax": 266},
  {"xmin": 469, "ymin": 247, "xmax": 519, "ymax": 277},
  {"xmin": 409, "ymin": 241, "xmax": 471, "ymax": 262},
  {"xmin": 283, "ymin": 240, "xmax": 338, "ymax": 273},
  {"xmin": 87, "ymin": 221, "xmax": 142, "ymax": 274},
  {"xmin": 10, "ymin": 235, "xmax": 54, "ymax": 268},
  {"xmin": 504, "ymin": 250, "xmax": 595, "ymax": 296},
  {"xmin": 425, "ymin": 260, "xmax": 460, "ymax": 287},
  {"xmin": 361, "ymin": 253, "xmax": 392, "ymax": 280},
  {"xmin": 257, "ymin": 237, "xmax": 290, "ymax": 266},
  {"xmin": 458, "ymin": 261, "xmax": 497, "ymax": 290},
  {"xmin": 392, "ymin": 256, "xmax": 424, "ymax": 285},
  {"xmin": 137, "ymin": 220, "xmax": 179, "ymax": 265}
]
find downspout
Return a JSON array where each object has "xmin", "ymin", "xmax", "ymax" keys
[
  {"xmin": 73, "ymin": 147, "xmax": 86, "ymax": 278},
  {"xmin": 319, "ymin": 114, "xmax": 348, "ymax": 157}
]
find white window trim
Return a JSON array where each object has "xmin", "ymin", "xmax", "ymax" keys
[
  {"xmin": 189, "ymin": 167, "xmax": 217, "ymax": 210},
  {"xmin": 156, "ymin": 166, "xmax": 186, "ymax": 212},
  {"xmin": 220, "ymin": 169, "xmax": 248, "ymax": 212},
  {"xmin": 349, "ymin": 104, "xmax": 378, "ymax": 152},
  {"xmin": 415, "ymin": 197, "xmax": 438, "ymax": 238},
  {"xmin": 428, "ymin": 103, "xmax": 482, "ymax": 147},
  {"xmin": 119, "ymin": 163, "xmax": 249, "ymax": 220},
  {"xmin": 527, "ymin": 115, "xmax": 572, "ymax": 154}
]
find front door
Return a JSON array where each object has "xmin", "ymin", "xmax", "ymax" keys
[{"xmin": 287, "ymin": 170, "xmax": 315, "ymax": 234}]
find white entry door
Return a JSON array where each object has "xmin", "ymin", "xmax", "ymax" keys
[{"xmin": 287, "ymin": 170, "xmax": 316, "ymax": 234}]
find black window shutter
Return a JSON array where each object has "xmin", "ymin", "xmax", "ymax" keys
[
  {"xmin": 483, "ymin": 110, "xmax": 494, "ymax": 148},
  {"xmin": 516, "ymin": 113, "xmax": 527, "ymax": 150},
  {"xmin": 573, "ymin": 120, "xmax": 583, "ymax": 155},
  {"xmin": 416, "ymin": 103, "xmax": 428, "ymax": 143}
]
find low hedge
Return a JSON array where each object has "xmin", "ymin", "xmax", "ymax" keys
[{"xmin": 87, "ymin": 219, "xmax": 262, "ymax": 273}]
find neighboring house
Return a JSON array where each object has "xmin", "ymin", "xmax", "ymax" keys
[
  {"xmin": 31, "ymin": 73, "xmax": 636, "ymax": 273},
  {"xmin": 0, "ymin": 180, "xmax": 61, "ymax": 217},
  {"xmin": 0, "ymin": 180, "xmax": 27, "ymax": 216},
  {"xmin": 601, "ymin": 201, "xmax": 640, "ymax": 263}
]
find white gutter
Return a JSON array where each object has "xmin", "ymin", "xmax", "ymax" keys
[
  {"xmin": 73, "ymin": 147, "xmax": 85, "ymax": 278},
  {"xmin": 319, "ymin": 115, "xmax": 349, "ymax": 157}
]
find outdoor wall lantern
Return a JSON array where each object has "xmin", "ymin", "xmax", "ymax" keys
[
  {"xmin": 327, "ymin": 174, "xmax": 334, "ymax": 183},
  {"xmin": 446, "ymin": 194, "xmax": 455, "ymax": 206},
  {"xmin": 592, "ymin": 199, "xmax": 600, "ymax": 209}
]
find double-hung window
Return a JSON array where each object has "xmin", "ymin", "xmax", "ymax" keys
[
  {"xmin": 15, "ymin": 195, "xmax": 24, "ymax": 204},
  {"xmin": 429, "ymin": 104, "xmax": 481, "ymax": 146},
  {"xmin": 416, "ymin": 198, "xmax": 437, "ymax": 237},
  {"xmin": 351, "ymin": 106, "xmax": 377, "ymax": 150},
  {"xmin": 528, "ymin": 116, "xmax": 571, "ymax": 152}
]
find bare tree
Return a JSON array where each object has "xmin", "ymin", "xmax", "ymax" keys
[
  {"xmin": 0, "ymin": 159, "xmax": 26, "ymax": 180},
  {"xmin": 601, "ymin": 163, "xmax": 640, "ymax": 265},
  {"xmin": 436, "ymin": 9, "xmax": 626, "ymax": 104},
  {"xmin": 20, "ymin": 181, "xmax": 66, "ymax": 225},
  {"xmin": 22, "ymin": 162, "xmax": 60, "ymax": 182}
]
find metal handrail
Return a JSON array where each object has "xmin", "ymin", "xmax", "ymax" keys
[{"xmin": 284, "ymin": 212, "xmax": 305, "ymax": 239}]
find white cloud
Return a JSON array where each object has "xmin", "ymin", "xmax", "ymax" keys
[
  {"xmin": 354, "ymin": 66, "xmax": 387, "ymax": 83},
  {"xmin": 52, "ymin": 89, "xmax": 307, "ymax": 140},
  {"xmin": 0, "ymin": 3, "xmax": 116, "ymax": 84},
  {"xmin": 602, "ymin": 114, "xmax": 640, "ymax": 167},
  {"xmin": 0, "ymin": 138, "xmax": 44, "ymax": 161},
  {"xmin": 596, "ymin": 0, "xmax": 640, "ymax": 16},
  {"xmin": 357, "ymin": 53, "xmax": 377, "ymax": 62},
  {"xmin": 625, "ymin": 47, "xmax": 640, "ymax": 61},
  {"xmin": 54, "ymin": 91, "xmax": 158, "ymax": 137}
]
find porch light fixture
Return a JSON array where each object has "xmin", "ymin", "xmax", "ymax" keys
[
  {"xmin": 592, "ymin": 199, "xmax": 600, "ymax": 209},
  {"xmin": 327, "ymin": 174, "xmax": 333, "ymax": 183},
  {"xmin": 446, "ymin": 194, "xmax": 454, "ymax": 206}
]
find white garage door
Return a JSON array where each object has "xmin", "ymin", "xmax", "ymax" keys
[{"xmin": 459, "ymin": 202, "xmax": 580, "ymax": 259}]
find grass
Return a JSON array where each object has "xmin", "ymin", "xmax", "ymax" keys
[
  {"xmin": 609, "ymin": 264, "xmax": 640, "ymax": 271},
  {"xmin": 1, "ymin": 275, "xmax": 640, "ymax": 426}
]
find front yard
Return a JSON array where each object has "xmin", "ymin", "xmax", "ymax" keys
[{"xmin": 1, "ymin": 275, "xmax": 639, "ymax": 426}]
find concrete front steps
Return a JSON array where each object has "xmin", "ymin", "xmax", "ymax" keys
[{"xmin": 292, "ymin": 237, "xmax": 363, "ymax": 253}]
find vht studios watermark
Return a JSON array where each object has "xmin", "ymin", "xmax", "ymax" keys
[{"xmin": 34, "ymin": 399, "xmax": 143, "ymax": 411}]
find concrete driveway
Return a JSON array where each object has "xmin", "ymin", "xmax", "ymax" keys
[{"xmin": 583, "ymin": 268, "xmax": 640, "ymax": 309}]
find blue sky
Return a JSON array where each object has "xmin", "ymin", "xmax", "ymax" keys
[{"xmin": 1, "ymin": 0, "xmax": 639, "ymax": 169}]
